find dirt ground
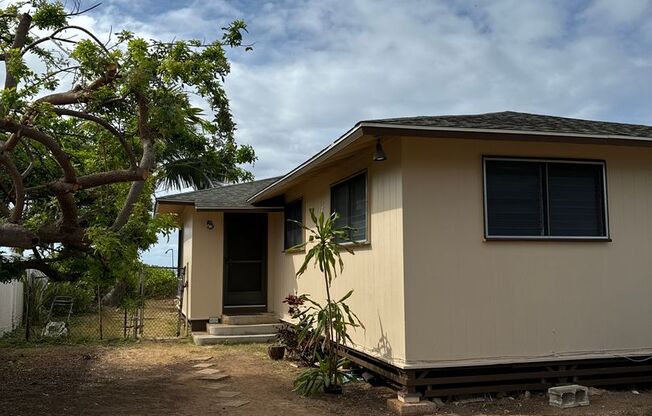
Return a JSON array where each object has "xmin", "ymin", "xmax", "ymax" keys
[{"xmin": 1, "ymin": 341, "xmax": 652, "ymax": 416}]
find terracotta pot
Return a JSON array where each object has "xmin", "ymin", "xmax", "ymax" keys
[{"xmin": 268, "ymin": 344, "xmax": 286, "ymax": 360}]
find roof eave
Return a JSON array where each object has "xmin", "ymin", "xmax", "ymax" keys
[
  {"xmin": 154, "ymin": 199, "xmax": 194, "ymax": 216},
  {"xmin": 195, "ymin": 206, "xmax": 283, "ymax": 211},
  {"xmin": 247, "ymin": 123, "xmax": 365, "ymax": 203},
  {"xmin": 248, "ymin": 122, "xmax": 652, "ymax": 203},
  {"xmin": 358, "ymin": 122, "xmax": 652, "ymax": 142},
  {"xmin": 156, "ymin": 199, "xmax": 195, "ymax": 204}
]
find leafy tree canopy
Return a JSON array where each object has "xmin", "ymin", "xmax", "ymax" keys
[{"xmin": 0, "ymin": 1, "xmax": 255, "ymax": 282}]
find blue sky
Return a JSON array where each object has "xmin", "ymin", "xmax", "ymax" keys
[{"xmin": 69, "ymin": 0, "xmax": 652, "ymax": 265}]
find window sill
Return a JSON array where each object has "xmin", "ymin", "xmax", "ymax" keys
[
  {"xmin": 283, "ymin": 247, "xmax": 306, "ymax": 255},
  {"xmin": 484, "ymin": 236, "xmax": 612, "ymax": 242},
  {"xmin": 339, "ymin": 240, "xmax": 371, "ymax": 249}
]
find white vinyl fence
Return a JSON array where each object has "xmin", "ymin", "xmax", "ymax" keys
[{"xmin": 0, "ymin": 279, "xmax": 23, "ymax": 335}]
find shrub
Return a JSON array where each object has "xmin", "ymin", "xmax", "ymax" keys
[
  {"xmin": 143, "ymin": 268, "xmax": 178, "ymax": 299},
  {"xmin": 42, "ymin": 281, "xmax": 96, "ymax": 315}
]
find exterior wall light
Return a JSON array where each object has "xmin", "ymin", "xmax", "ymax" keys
[
  {"xmin": 373, "ymin": 138, "xmax": 387, "ymax": 162},
  {"xmin": 206, "ymin": 220, "xmax": 215, "ymax": 230}
]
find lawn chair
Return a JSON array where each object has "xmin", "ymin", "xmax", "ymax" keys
[{"xmin": 42, "ymin": 296, "xmax": 74, "ymax": 337}]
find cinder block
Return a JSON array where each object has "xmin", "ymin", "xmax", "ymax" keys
[
  {"xmin": 397, "ymin": 391, "xmax": 422, "ymax": 403},
  {"xmin": 387, "ymin": 398, "xmax": 441, "ymax": 415},
  {"xmin": 548, "ymin": 385, "xmax": 590, "ymax": 409}
]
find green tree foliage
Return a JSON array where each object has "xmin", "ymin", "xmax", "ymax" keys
[
  {"xmin": 0, "ymin": 1, "xmax": 255, "ymax": 282},
  {"xmin": 142, "ymin": 267, "xmax": 178, "ymax": 299}
]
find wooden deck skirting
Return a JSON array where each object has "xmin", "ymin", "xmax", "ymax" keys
[{"xmin": 339, "ymin": 346, "xmax": 652, "ymax": 397}]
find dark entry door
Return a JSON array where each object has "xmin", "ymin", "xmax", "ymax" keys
[{"xmin": 223, "ymin": 213, "xmax": 267, "ymax": 312}]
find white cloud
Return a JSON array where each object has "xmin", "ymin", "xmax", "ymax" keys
[
  {"xmin": 10, "ymin": 0, "xmax": 652, "ymax": 265},
  {"xmin": 581, "ymin": 0, "xmax": 652, "ymax": 25},
  {"xmin": 213, "ymin": 0, "xmax": 652, "ymax": 177}
]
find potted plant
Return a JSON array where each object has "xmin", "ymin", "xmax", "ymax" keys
[
  {"xmin": 268, "ymin": 342, "xmax": 286, "ymax": 360},
  {"xmin": 288, "ymin": 209, "xmax": 364, "ymax": 395}
]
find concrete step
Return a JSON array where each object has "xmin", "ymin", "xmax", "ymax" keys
[
  {"xmin": 221, "ymin": 313, "xmax": 278, "ymax": 325},
  {"xmin": 192, "ymin": 332, "xmax": 276, "ymax": 345},
  {"xmin": 207, "ymin": 323, "xmax": 283, "ymax": 336}
]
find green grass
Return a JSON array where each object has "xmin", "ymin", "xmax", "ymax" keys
[
  {"xmin": 1, "ymin": 299, "xmax": 183, "ymax": 347},
  {"xmin": 0, "ymin": 328, "xmax": 138, "ymax": 349}
]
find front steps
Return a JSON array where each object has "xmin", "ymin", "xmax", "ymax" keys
[
  {"xmin": 207, "ymin": 322, "xmax": 282, "ymax": 336},
  {"xmin": 222, "ymin": 312, "xmax": 277, "ymax": 325},
  {"xmin": 193, "ymin": 332, "xmax": 277, "ymax": 345},
  {"xmin": 192, "ymin": 313, "xmax": 281, "ymax": 345}
]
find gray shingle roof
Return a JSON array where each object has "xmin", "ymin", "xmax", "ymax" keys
[
  {"xmin": 364, "ymin": 111, "xmax": 652, "ymax": 138},
  {"xmin": 157, "ymin": 177, "xmax": 282, "ymax": 209}
]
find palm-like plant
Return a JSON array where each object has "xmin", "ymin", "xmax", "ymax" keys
[{"xmin": 290, "ymin": 208, "xmax": 363, "ymax": 395}]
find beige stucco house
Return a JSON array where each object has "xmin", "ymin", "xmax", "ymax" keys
[{"xmin": 156, "ymin": 111, "xmax": 652, "ymax": 397}]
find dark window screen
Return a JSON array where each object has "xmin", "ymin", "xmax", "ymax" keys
[
  {"xmin": 547, "ymin": 163, "xmax": 605, "ymax": 236},
  {"xmin": 284, "ymin": 199, "xmax": 303, "ymax": 249},
  {"xmin": 485, "ymin": 159, "xmax": 606, "ymax": 238},
  {"xmin": 331, "ymin": 172, "xmax": 367, "ymax": 241},
  {"xmin": 486, "ymin": 161, "xmax": 544, "ymax": 236}
]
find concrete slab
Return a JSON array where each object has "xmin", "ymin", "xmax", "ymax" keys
[
  {"xmin": 175, "ymin": 374, "xmax": 197, "ymax": 382},
  {"xmin": 192, "ymin": 363, "xmax": 214, "ymax": 368},
  {"xmin": 195, "ymin": 368, "xmax": 222, "ymax": 375},
  {"xmin": 193, "ymin": 333, "xmax": 276, "ymax": 345},
  {"xmin": 548, "ymin": 385, "xmax": 590, "ymax": 409},
  {"xmin": 387, "ymin": 398, "xmax": 441, "ymax": 416},
  {"xmin": 189, "ymin": 355, "xmax": 213, "ymax": 361},
  {"xmin": 398, "ymin": 392, "xmax": 421, "ymax": 403},
  {"xmin": 213, "ymin": 391, "xmax": 241, "ymax": 398},
  {"xmin": 200, "ymin": 374, "xmax": 231, "ymax": 382},
  {"xmin": 199, "ymin": 382, "xmax": 229, "ymax": 390},
  {"xmin": 218, "ymin": 399, "xmax": 249, "ymax": 408}
]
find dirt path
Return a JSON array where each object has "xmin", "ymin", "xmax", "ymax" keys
[
  {"xmin": 0, "ymin": 341, "xmax": 394, "ymax": 416},
  {"xmin": 1, "ymin": 341, "xmax": 652, "ymax": 415}
]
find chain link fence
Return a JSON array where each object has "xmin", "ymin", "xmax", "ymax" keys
[{"xmin": 16, "ymin": 266, "xmax": 187, "ymax": 342}]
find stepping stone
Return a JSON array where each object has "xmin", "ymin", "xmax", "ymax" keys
[
  {"xmin": 200, "ymin": 373, "xmax": 230, "ymax": 382},
  {"xmin": 213, "ymin": 391, "xmax": 241, "ymax": 398},
  {"xmin": 193, "ymin": 363, "xmax": 214, "ymax": 368},
  {"xmin": 218, "ymin": 399, "xmax": 249, "ymax": 408},
  {"xmin": 196, "ymin": 368, "xmax": 221, "ymax": 375},
  {"xmin": 190, "ymin": 355, "xmax": 213, "ymax": 361},
  {"xmin": 200, "ymin": 382, "xmax": 229, "ymax": 390}
]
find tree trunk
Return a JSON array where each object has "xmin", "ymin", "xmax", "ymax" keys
[{"xmin": 101, "ymin": 279, "xmax": 128, "ymax": 307}]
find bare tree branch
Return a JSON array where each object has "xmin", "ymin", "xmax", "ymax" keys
[
  {"xmin": 0, "ymin": 153, "xmax": 24, "ymax": 223},
  {"xmin": 44, "ymin": 168, "xmax": 147, "ymax": 193},
  {"xmin": 65, "ymin": 3, "xmax": 102, "ymax": 17},
  {"xmin": 20, "ymin": 141, "xmax": 35, "ymax": 178},
  {"xmin": 22, "ymin": 25, "xmax": 111, "ymax": 56},
  {"xmin": 0, "ymin": 222, "xmax": 85, "ymax": 249},
  {"xmin": 35, "ymin": 64, "xmax": 118, "ymax": 105},
  {"xmin": 4, "ymin": 13, "xmax": 32, "ymax": 89},
  {"xmin": 0, "ymin": 118, "xmax": 77, "ymax": 183},
  {"xmin": 111, "ymin": 92, "xmax": 153, "ymax": 231},
  {"xmin": 55, "ymin": 191, "xmax": 78, "ymax": 227},
  {"xmin": 111, "ymin": 180, "xmax": 145, "ymax": 231},
  {"xmin": 53, "ymin": 108, "xmax": 137, "ymax": 168}
]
